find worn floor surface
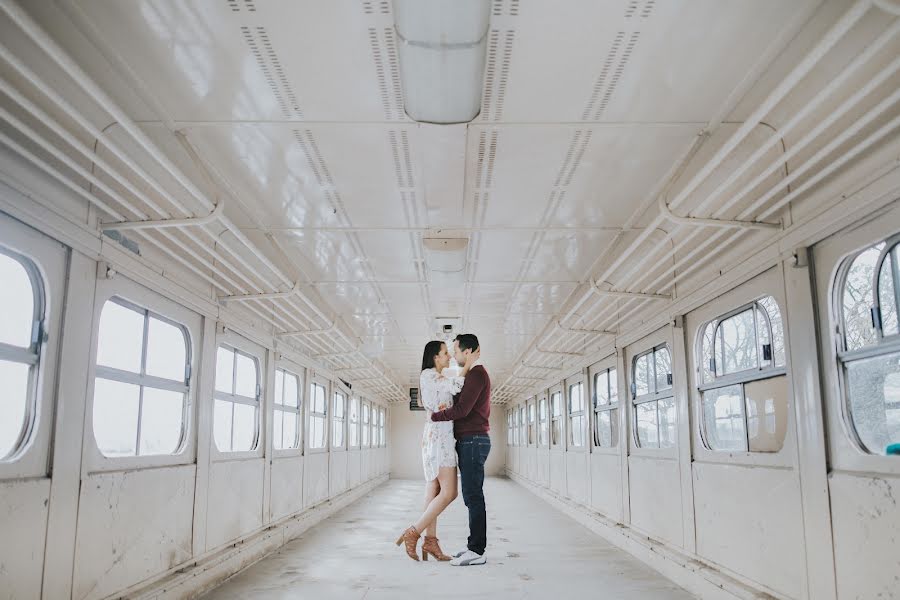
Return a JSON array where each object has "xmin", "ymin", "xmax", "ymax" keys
[{"xmin": 202, "ymin": 477, "xmax": 695, "ymax": 599}]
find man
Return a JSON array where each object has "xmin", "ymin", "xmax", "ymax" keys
[{"xmin": 430, "ymin": 333, "xmax": 491, "ymax": 566}]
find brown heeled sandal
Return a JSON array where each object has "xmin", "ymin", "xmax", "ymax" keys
[
  {"xmin": 421, "ymin": 536, "xmax": 451, "ymax": 561},
  {"xmin": 395, "ymin": 525, "xmax": 421, "ymax": 561}
]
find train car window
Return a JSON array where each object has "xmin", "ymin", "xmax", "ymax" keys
[
  {"xmin": 568, "ymin": 382, "xmax": 586, "ymax": 448},
  {"xmin": 349, "ymin": 396, "xmax": 360, "ymax": 448},
  {"xmin": 309, "ymin": 383, "xmax": 328, "ymax": 449},
  {"xmin": 370, "ymin": 405, "xmax": 378, "ymax": 447},
  {"xmin": 93, "ymin": 298, "xmax": 190, "ymax": 457},
  {"xmin": 593, "ymin": 368, "xmax": 619, "ymax": 448},
  {"xmin": 273, "ymin": 368, "xmax": 302, "ymax": 450},
  {"xmin": 507, "ymin": 410, "xmax": 514, "ymax": 445},
  {"xmin": 697, "ymin": 296, "xmax": 788, "ymax": 452},
  {"xmin": 0, "ymin": 249, "xmax": 43, "ymax": 461},
  {"xmin": 539, "ymin": 397, "xmax": 549, "ymax": 447},
  {"xmin": 632, "ymin": 345, "xmax": 676, "ymax": 448},
  {"xmin": 550, "ymin": 391, "xmax": 562, "ymax": 447},
  {"xmin": 378, "ymin": 407, "xmax": 385, "ymax": 446},
  {"xmin": 361, "ymin": 401, "xmax": 370, "ymax": 447},
  {"xmin": 212, "ymin": 345, "xmax": 259, "ymax": 452},
  {"xmin": 528, "ymin": 401, "xmax": 536, "ymax": 446},
  {"xmin": 518, "ymin": 405, "xmax": 526, "ymax": 446},
  {"xmin": 332, "ymin": 391, "xmax": 346, "ymax": 449},
  {"xmin": 836, "ymin": 237, "xmax": 900, "ymax": 454}
]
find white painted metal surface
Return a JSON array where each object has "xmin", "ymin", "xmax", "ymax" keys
[{"xmin": 0, "ymin": 0, "xmax": 899, "ymax": 598}]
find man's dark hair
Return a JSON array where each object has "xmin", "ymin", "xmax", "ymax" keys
[{"xmin": 455, "ymin": 334, "xmax": 479, "ymax": 353}]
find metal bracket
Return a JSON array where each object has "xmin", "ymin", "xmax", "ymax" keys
[
  {"xmin": 791, "ymin": 247, "xmax": 809, "ymax": 268},
  {"xmin": 554, "ymin": 320, "xmax": 617, "ymax": 336},
  {"xmin": 658, "ymin": 195, "xmax": 780, "ymax": 231},
  {"xmin": 219, "ymin": 282, "xmax": 302, "ymax": 304},
  {"xmin": 535, "ymin": 348, "xmax": 583, "ymax": 357},
  {"xmin": 522, "ymin": 362, "xmax": 561, "ymax": 371},
  {"xmin": 591, "ymin": 281, "xmax": 671, "ymax": 301},
  {"xmin": 100, "ymin": 197, "xmax": 225, "ymax": 231},
  {"xmin": 276, "ymin": 322, "xmax": 337, "ymax": 338}
]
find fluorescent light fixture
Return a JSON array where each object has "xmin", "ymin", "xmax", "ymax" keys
[{"xmin": 393, "ymin": 0, "xmax": 492, "ymax": 124}]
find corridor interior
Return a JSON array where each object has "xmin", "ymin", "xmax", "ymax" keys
[{"xmin": 201, "ymin": 478, "xmax": 694, "ymax": 599}]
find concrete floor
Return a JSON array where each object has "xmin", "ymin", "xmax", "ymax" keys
[{"xmin": 202, "ymin": 478, "xmax": 695, "ymax": 600}]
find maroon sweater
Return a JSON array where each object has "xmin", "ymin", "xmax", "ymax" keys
[{"xmin": 430, "ymin": 365, "xmax": 491, "ymax": 439}]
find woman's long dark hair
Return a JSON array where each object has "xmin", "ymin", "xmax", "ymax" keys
[{"xmin": 421, "ymin": 340, "xmax": 445, "ymax": 372}]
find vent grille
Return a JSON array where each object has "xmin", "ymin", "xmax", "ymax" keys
[
  {"xmin": 481, "ymin": 30, "xmax": 515, "ymax": 121},
  {"xmin": 389, "ymin": 130, "xmax": 421, "ymax": 226},
  {"xmin": 625, "ymin": 0, "xmax": 654, "ymax": 18},
  {"xmin": 581, "ymin": 0, "xmax": 650, "ymax": 121},
  {"xmin": 241, "ymin": 26, "xmax": 302, "ymax": 118},
  {"xmin": 227, "ymin": 0, "xmax": 256, "ymax": 12},
  {"xmin": 367, "ymin": 27, "xmax": 405, "ymax": 120},
  {"xmin": 492, "ymin": 0, "xmax": 519, "ymax": 17}
]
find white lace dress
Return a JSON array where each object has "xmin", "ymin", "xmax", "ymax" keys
[{"xmin": 420, "ymin": 368, "xmax": 465, "ymax": 482}]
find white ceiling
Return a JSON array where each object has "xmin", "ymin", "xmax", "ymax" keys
[{"xmin": 10, "ymin": 0, "xmax": 894, "ymax": 401}]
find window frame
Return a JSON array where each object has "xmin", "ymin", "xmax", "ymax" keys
[
  {"xmin": 86, "ymin": 274, "xmax": 202, "ymax": 471},
  {"xmin": 93, "ymin": 297, "xmax": 191, "ymax": 457},
  {"xmin": 507, "ymin": 409, "xmax": 514, "ymax": 446},
  {"xmin": 527, "ymin": 398, "xmax": 536, "ymax": 447},
  {"xmin": 538, "ymin": 393, "xmax": 549, "ymax": 448},
  {"xmin": 695, "ymin": 296, "xmax": 789, "ymax": 456},
  {"xmin": 272, "ymin": 359, "xmax": 305, "ymax": 457},
  {"xmin": 834, "ymin": 232, "xmax": 900, "ymax": 456},
  {"xmin": 549, "ymin": 385, "xmax": 564, "ymax": 449},
  {"xmin": 212, "ymin": 341, "xmax": 262, "ymax": 457},
  {"xmin": 361, "ymin": 399, "xmax": 371, "ymax": 448},
  {"xmin": 0, "ymin": 215, "xmax": 65, "ymax": 480},
  {"xmin": 589, "ymin": 356, "xmax": 620, "ymax": 453},
  {"xmin": 377, "ymin": 406, "xmax": 386, "ymax": 447},
  {"xmin": 628, "ymin": 336, "xmax": 677, "ymax": 454},
  {"xmin": 307, "ymin": 376, "xmax": 330, "ymax": 453},
  {"xmin": 332, "ymin": 386, "xmax": 348, "ymax": 451},
  {"xmin": 349, "ymin": 395, "xmax": 360, "ymax": 450},
  {"xmin": 0, "ymin": 245, "xmax": 44, "ymax": 463},
  {"xmin": 566, "ymin": 375, "xmax": 587, "ymax": 451}
]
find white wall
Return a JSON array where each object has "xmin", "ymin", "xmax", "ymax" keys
[{"xmin": 390, "ymin": 404, "xmax": 506, "ymax": 480}]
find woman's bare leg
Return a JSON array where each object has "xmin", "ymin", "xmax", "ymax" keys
[
  {"xmin": 424, "ymin": 479, "xmax": 440, "ymax": 537},
  {"xmin": 414, "ymin": 467, "xmax": 458, "ymax": 535}
]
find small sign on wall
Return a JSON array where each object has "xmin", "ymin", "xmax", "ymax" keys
[{"xmin": 409, "ymin": 387, "xmax": 424, "ymax": 411}]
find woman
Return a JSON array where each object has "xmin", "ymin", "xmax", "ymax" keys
[{"xmin": 395, "ymin": 340, "xmax": 479, "ymax": 561}]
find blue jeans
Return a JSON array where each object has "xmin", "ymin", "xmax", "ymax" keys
[{"xmin": 456, "ymin": 434, "xmax": 491, "ymax": 554}]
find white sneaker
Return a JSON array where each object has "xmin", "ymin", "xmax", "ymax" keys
[
  {"xmin": 450, "ymin": 550, "xmax": 486, "ymax": 566},
  {"xmin": 452, "ymin": 548, "xmax": 468, "ymax": 559}
]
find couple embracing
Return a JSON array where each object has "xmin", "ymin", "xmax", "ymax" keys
[{"xmin": 395, "ymin": 334, "xmax": 491, "ymax": 566}]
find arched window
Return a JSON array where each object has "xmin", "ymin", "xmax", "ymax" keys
[
  {"xmin": 93, "ymin": 298, "xmax": 190, "ymax": 457},
  {"xmin": 213, "ymin": 344, "xmax": 260, "ymax": 452},
  {"xmin": 332, "ymin": 391, "xmax": 346, "ymax": 449},
  {"xmin": 567, "ymin": 382, "xmax": 586, "ymax": 447},
  {"xmin": 632, "ymin": 345, "xmax": 675, "ymax": 448},
  {"xmin": 309, "ymin": 382, "xmax": 328, "ymax": 449},
  {"xmin": 0, "ymin": 249, "xmax": 44, "ymax": 461},
  {"xmin": 349, "ymin": 396, "xmax": 360, "ymax": 448},
  {"xmin": 697, "ymin": 296, "xmax": 787, "ymax": 452},
  {"xmin": 835, "ymin": 236, "xmax": 900, "ymax": 454},
  {"xmin": 361, "ymin": 401, "xmax": 371, "ymax": 447},
  {"xmin": 273, "ymin": 368, "xmax": 302, "ymax": 450},
  {"xmin": 550, "ymin": 391, "xmax": 562, "ymax": 447},
  {"xmin": 593, "ymin": 367, "xmax": 618, "ymax": 448}
]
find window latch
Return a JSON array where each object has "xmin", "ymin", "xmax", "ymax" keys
[
  {"xmin": 667, "ymin": 373, "xmax": 673, "ymax": 386},
  {"xmin": 709, "ymin": 358, "xmax": 716, "ymax": 374},
  {"xmin": 185, "ymin": 363, "xmax": 192, "ymax": 383},
  {"xmin": 630, "ymin": 381, "xmax": 636, "ymax": 399},
  {"xmin": 762, "ymin": 344, "xmax": 773, "ymax": 362}
]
